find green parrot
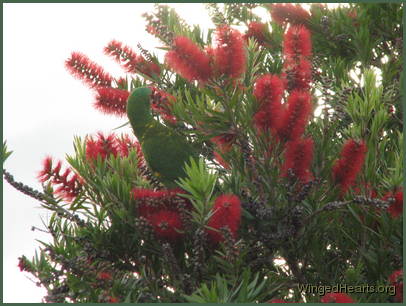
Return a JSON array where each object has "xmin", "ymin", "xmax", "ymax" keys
[{"xmin": 127, "ymin": 87, "xmax": 198, "ymax": 188}]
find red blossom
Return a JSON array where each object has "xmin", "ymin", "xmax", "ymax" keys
[
  {"xmin": 244, "ymin": 22, "xmax": 268, "ymax": 46},
  {"xmin": 37, "ymin": 157, "xmax": 82, "ymax": 201},
  {"xmin": 270, "ymin": 3, "xmax": 310, "ymax": 26},
  {"xmin": 332, "ymin": 139, "xmax": 368, "ymax": 194},
  {"xmin": 211, "ymin": 133, "xmax": 236, "ymax": 154},
  {"xmin": 132, "ymin": 188, "xmax": 188, "ymax": 217},
  {"xmin": 104, "ymin": 40, "xmax": 160, "ymax": 77},
  {"xmin": 389, "ymin": 270, "xmax": 403, "ymax": 302},
  {"xmin": 254, "ymin": 74, "xmax": 284, "ymax": 105},
  {"xmin": 253, "ymin": 74, "xmax": 285, "ymax": 132},
  {"xmin": 283, "ymin": 58, "xmax": 312, "ymax": 92},
  {"xmin": 94, "ymin": 87, "xmax": 130, "ymax": 116},
  {"xmin": 108, "ymin": 296, "xmax": 119, "ymax": 303},
  {"xmin": 86, "ymin": 132, "xmax": 119, "ymax": 161},
  {"xmin": 282, "ymin": 137, "xmax": 314, "ymax": 182},
  {"xmin": 97, "ymin": 271, "xmax": 112, "ymax": 281},
  {"xmin": 65, "ymin": 52, "xmax": 113, "ymax": 88},
  {"xmin": 283, "ymin": 25, "xmax": 312, "ymax": 59},
  {"xmin": 207, "ymin": 194, "xmax": 241, "ymax": 243},
  {"xmin": 165, "ymin": 36, "xmax": 212, "ymax": 82},
  {"xmin": 115, "ymin": 134, "xmax": 144, "ymax": 166},
  {"xmin": 268, "ymin": 299, "xmax": 289, "ymax": 303},
  {"xmin": 213, "ymin": 25, "xmax": 246, "ymax": 79},
  {"xmin": 321, "ymin": 293, "xmax": 355, "ymax": 303},
  {"xmin": 150, "ymin": 87, "xmax": 177, "ymax": 124},
  {"xmin": 147, "ymin": 209, "xmax": 184, "ymax": 240},
  {"xmin": 277, "ymin": 90, "xmax": 312, "ymax": 141},
  {"xmin": 282, "ymin": 25, "xmax": 312, "ymax": 92},
  {"xmin": 213, "ymin": 151, "xmax": 231, "ymax": 169},
  {"xmin": 383, "ymin": 190, "xmax": 403, "ymax": 218},
  {"xmin": 18, "ymin": 256, "xmax": 33, "ymax": 273}
]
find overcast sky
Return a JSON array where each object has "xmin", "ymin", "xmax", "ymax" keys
[{"xmin": 3, "ymin": 3, "xmax": 219, "ymax": 302}]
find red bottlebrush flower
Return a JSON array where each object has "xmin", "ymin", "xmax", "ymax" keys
[
  {"xmin": 94, "ymin": 87, "xmax": 129, "ymax": 116},
  {"xmin": 97, "ymin": 271, "xmax": 112, "ymax": 281},
  {"xmin": 321, "ymin": 293, "xmax": 355, "ymax": 303},
  {"xmin": 278, "ymin": 90, "xmax": 312, "ymax": 141},
  {"xmin": 133, "ymin": 188, "xmax": 188, "ymax": 217},
  {"xmin": 207, "ymin": 194, "xmax": 241, "ymax": 243},
  {"xmin": 147, "ymin": 209, "xmax": 184, "ymax": 240},
  {"xmin": 211, "ymin": 133, "xmax": 236, "ymax": 154},
  {"xmin": 213, "ymin": 25, "xmax": 246, "ymax": 79},
  {"xmin": 268, "ymin": 299, "xmax": 288, "ymax": 303},
  {"xmin": 213, "ymin": 151, "xmax": 231, "ymax": 169},
  {"xmin": 253, "ymin": 74, "xmax": 284, "ymax": 132},
  {"xmin": 283, "ymin": 25, "xmax": 312, "ymax": 60},
  {"xmin": 389, "ymin": 270, "xmax": 403, "ymax": 302},
  {"xmin": 104, "ymin": 40, "xmax": 160, "ymax": 77},
  {"xmin": 383, "ymin": 190, "xmax": 403, "ymax": 218},
  {"xmin": 270, "ymin": 3, "xmax": 310, "ymax": 26},
  {"xmin": 282, "ymin": 137, "xmax": 314, "ymax": 182},
  {"xmin": 150, "ymin": 87, "xmax": 177, "ymax": 124},
  {"xmin": 65, "ymin": 52, "xmax": 113, "ymax": 88},
  {"xmin": 38, "ymin": 156, "xmax": 53, "ymax": 183},
  {"xmin": 37, "ymin": 157, "xmax": 82, "ymax": 201},
  {"xmin": 254, "ymin": 74, "xmax": 284, "ymax": 105},
  {"xmin": 86, "ymin": 132, "xmax": 119, "ymax": 161},
  {"xmin": 108, "ymin": 296, "xmax": 119, "ymax": 303},
  {"xmin": 283, "ymin": 58, "xmax": 312, "ymax": 92},
  {"xmin": 332, "ymin": 139, "xmax": 368, "ymax": 194},
  {"xmin": 116, "ymin": 134, "xmax": 144, "ymax": 167},
  {"xmin": 165, "ymin": 36, "xmax": 212, "ymax": 82},
  {"xmin": 244, "ymin": 22, "xmax": 268, "ymax": 46},
  {"xmin": 18, "ymin": 256, "xmax": 33, "ymax": 273}
]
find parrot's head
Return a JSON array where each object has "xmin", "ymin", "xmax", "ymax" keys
[{"xmin": 127, "ymin": 87, "xmax": 153, "ymax": 139}]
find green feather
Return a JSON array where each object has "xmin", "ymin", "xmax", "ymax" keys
[{"xmin": 127, "ymin": 87, "xmax": 198, "ymax": 188}]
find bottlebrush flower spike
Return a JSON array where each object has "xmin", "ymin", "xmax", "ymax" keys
[
  {"xmin": 383, "ymin": 189, "xmax": 403, "ymax": 218},
  {"xmin": 282, "ymin": 137, "xmax": 314, "ymax": 182},
  {"xmin": 332, "ymin": 139, "xmax": 368, "ymax": 194},
  {"xmin": 104, "ymin": 40, "xmax": 160, "ymax": 77},
  {"xmin": 244, "ymin": 22, "xmax": 268, "ymax": 46},
  {"xmin": 253, "ymin": 74, "xmax": 284, "ymax": 132},
  {"xmin": 165, "ymin": 36, "xmax": 212, "ymax": 82},
  {"xmin": 254, "ymin": 74, "xmax": 284, "ymax": 105},
  {"xmin": 283, "ymin": 25, "xmax": 312, "ymax": 60},
  {"xmin": 207, "ymin": 194, "xmax": 241, "ymax": 243},
  {"xmin": 211, "ymin": 133, "xmax": 236, "ymax": 154},
  {"xmin": 269, "ymin": 3, "xmax": 310, "ymax": 26},
  {"xmin": 147, "ymin": 209, "xmax": 184, "ymax": 240},
  {"xmin": 116, "ymin": 134, "xmax": 143, "ymax": 159},
  {"xmin": 283, "ymin": 58, "xmax": 312, "ymax": 92},
  {"xmin": 86, "ymin": 132, "xmax": 120, "ymax": 161},
  {"xmin": 321, "ymin": 293, "xmax": 355, "ymax": 303},
  {"xmin": 150, "ymin": 87, "xmax": 177, "ymax": 124},
  {"xmin": 65, "ymin": 52, "xmax": 113, "ymax": 88},
  {"xmin": 133, "ymin": 188, "xmax": 188, "ymax": 217},
  {"xmin": 97, "ymin": 271, "xmax": 112, "ymax": 281},
  {"xmin": 389, "ymin": 270, "xmax": 403, "ymax": 302},
  {"xmin": 94, "ymin": 87, "xmax": 130, "ymax": 116},
  {"xmin": 213, "ymin": 25, "xmax": 246, "ymax": 79},
  {"xmin": 37, "ymin": 156, "xmax": 82, "ymax": 201},
  {"xmin": 278, "ymin": 90, "xmax": 312, "ymax": 141}
]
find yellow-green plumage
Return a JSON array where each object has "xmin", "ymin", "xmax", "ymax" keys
[{"xmin": 127, "ymin": 87, "xmax": 198, "ymax": 188}]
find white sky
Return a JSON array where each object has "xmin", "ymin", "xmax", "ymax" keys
[{"xmin": 4, "ymin": 3, "xmax": 343, "ymax": 302}]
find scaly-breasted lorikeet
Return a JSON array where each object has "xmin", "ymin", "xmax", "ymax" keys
[{"xmin": 127, "ymin": 87, "xmax": 198, "ymax": 188}]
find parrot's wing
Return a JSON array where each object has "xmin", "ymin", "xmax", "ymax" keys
[{"xmin": 141, "ymin": 125, "xmax": 197, "ymax": 187}]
